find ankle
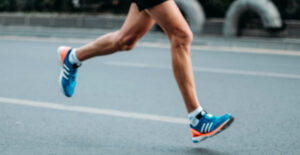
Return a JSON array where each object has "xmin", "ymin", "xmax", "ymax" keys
[
  {"xmin": 188, "ymin": 107, "xmax": 204, "ymax": 127},
  {"xmin": 69, "ymin": 48, "xmax": 82, "ymax": 67}
]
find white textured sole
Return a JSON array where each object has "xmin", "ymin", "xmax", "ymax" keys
[
  {"xmin": 192, "ymin": 118, "xmax": 233, "ymax": 143},
  {"xmin": 192, "ymin": 136, "xmax": 208, "ymax": 143}
]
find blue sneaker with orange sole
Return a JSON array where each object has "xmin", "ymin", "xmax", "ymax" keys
[
  {"xmin": 57, "ymin": 46, "xmax": 80, "ymax": 97},
  {"xmin": 190, "ymin": 112, "xmax": 234, "ymax": 143}
]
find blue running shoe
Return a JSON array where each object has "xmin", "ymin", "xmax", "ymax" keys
[
  {"xmin": 190, "ymin": 112, "xmax": 234, "ymax": 143},
  {"xmin": 57, "ymin": 46, "xmax": 80, "ymax": 97}
]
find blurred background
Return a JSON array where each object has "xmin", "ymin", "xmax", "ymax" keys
[{"xmin": 0, "ymin": 0, "xmax": 300, "ymax": 38}]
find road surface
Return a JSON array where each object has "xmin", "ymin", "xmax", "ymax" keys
[{"xmin": 0, "ymin": 36, "xmax": 300, "ymax": 155}]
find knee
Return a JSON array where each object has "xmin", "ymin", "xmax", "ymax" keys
[
  {"xmin": 115, "ymin": 32, "xmax": 139, "ymax": 51},
  {"xmin": 170, "ymin": 28, "xmax": 193, "ymax": 48}
]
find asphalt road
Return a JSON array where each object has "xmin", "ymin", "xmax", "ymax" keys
[{"xmin": 0, "ymin": 37, "xmax": 300, "ymax": 155}]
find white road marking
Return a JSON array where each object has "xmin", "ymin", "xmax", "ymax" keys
[
  {"xmin": 104, "ymin": 61, "xmax": 300, "ymax": 80},
  {"xmin": 0, "ymin": 97, "xmax": 188, "ymax": 125},
  {"xmin": 0, "ymin": 36, "xmax": 300, "ymax": 56},
  {"xmin": 139, "ymin": 42, "xmax": 300, "ymax": 56}
]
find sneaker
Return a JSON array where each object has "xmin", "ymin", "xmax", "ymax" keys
[
  {"xmin": 190, "ymin": 112, "xmax": 234, "ymax": 143},
  {"xmin": 57, "ymin": 46, "xmax": 80, "ymax": 97}
]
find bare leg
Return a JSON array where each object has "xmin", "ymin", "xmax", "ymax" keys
[
  {"xmin": 76, "ymin": 3, "xmax": 155, "ymax": 61},
  {"xmin": 146, "ymin": 1, "xmax": 200, "ymax": 113}
]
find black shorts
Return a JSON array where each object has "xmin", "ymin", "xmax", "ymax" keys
[{"xmin": 131, "ymin": 0, "xmax": 168, "ymax": 11}]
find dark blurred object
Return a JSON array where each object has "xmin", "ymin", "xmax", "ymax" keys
[
  {"xmin": 272, "ymin": 0, "xmax": 300, "ymax": 19},
  {"xmin": 0, "ymin": 0, "xmax": 128, "ymax": 13},
  {"xmin": 0, "ymin": 0, "xmax": 16, "ymax": 11},
  {"xmin": 0, "ymin": 0, "xmax": 75, "ymax": 12},
  {"xmin": 237, "ymin": 11, "xmax": 284, "ymax": 37},
  {"xmin": 73, "ymin": 0, "xmax": 131, "ymax": 13},
  {"xmin": 199, "ymin": 0, "xmax": 300, "ymax": 20},
  {"xmin": 199, "ymin": 0, "xmax": 234, "ymax": 18},
  {"xmin": 1, "ymin": 0, "xmax": 300, "ymax": 20}
]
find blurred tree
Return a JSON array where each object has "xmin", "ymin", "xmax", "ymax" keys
[
  {"xmin": 272, "ymin": 0, "xmax": 300, "ymax": 19},
  {"xmin": 0, "ymin": 0, "xmax": 299, "ymax": 20},
  {"xmin": 0, "ymin": 0, "xmax": 16, "ymax": 11},
  {"xmin": 199, "ymin": 0, "xmax": 234, "ymax": 18},
  {"xmin": 41, "ymin": 0, "xmax": 56, "ymax": 11},
  {"xmin": 112, "ymin": 0, "xmax": 131, "ymax": 13},
  {"xmin": 24, "ymin": 0, "xmax": 43, "ymax": 11}
]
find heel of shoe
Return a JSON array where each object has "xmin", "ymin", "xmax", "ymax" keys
[{"xmin": 57, "ymin": 46, "xmax": 71, "ymax": 66}]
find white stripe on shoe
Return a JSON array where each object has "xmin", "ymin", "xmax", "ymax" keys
[
  {"xmin": 63, "ymin": 68, "xmax": 70, "ymax": 75},
  {"xmin": 208, "ymin": 123, "xmax": 213, "ymax": 132},
  {"xmin": 62, "ymin": 72, "xmax": 69, "ymax": 80},
  {"xmin": 64, "ymin": 64, "xmax": 70, "ymax": 71},
  {"xmin": 200, "ymin": 123, "xmax": 206, "ymax": 133},
  {"xmin": 204, "ymin": 123, "xmax": 210, "ymax": 133}
]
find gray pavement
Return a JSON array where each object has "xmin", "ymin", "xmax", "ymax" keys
[
  {"xmin": 1, "ymin": 26, "xmax": 300, "ymax": 51},
  {"xmin": 0, "ymin": 33, "xmax": 300, "ymax": 154}
]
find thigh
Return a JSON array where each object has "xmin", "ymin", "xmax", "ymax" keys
[
  {"xmin": 145, "ymin": 0, "xmax": 191, "ymax": 37},
  {"xmin": 119, "ymin": 3, "xmax": 155, "ymax": 38}
]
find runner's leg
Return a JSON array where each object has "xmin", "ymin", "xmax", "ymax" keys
[
  {"xmin": 75, "ymin": 3, "xmax": 155, "ymax": 61},
  {"xmin": 145, "ymin": 1, "xmax": 234, "ymax": 143},
  {"xmin": 57, "ymin": 3, "xmax": 154, "ymax": 97},
  {"xmin": 146, "ymin": 0, "xmax": 199, "ymax": 113}
]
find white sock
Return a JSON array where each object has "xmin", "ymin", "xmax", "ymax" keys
[
  {"xmin": 188, "ymin": 107, "xmax": 204, "ymax": 127},
  {"xmin": 69, "ymin": 48, "xmax": 81, "ymax": 66}
]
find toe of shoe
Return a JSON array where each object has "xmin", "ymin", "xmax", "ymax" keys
[
  {"xmin": 223, "ymin": 113, "xmax": 233, "ymax": 120},
  {"xmin": 61, "ymin": 81, "xmax": 75, "ymax": 97},
  {"xmin": 63, "ymin": 89, "xmax": 74, "ymax": 97}
]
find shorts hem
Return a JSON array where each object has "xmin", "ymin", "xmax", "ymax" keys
[{"xmin": 132, "ymin": 0, "xmax": 168, "ymax": 11}]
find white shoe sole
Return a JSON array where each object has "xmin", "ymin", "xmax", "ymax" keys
[{"xmin": 192, "ymin": 116, "xmax": 234, "ymax": 143}]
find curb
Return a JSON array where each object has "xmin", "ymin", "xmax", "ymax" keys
[
  {"xmin": 1, "ymin": 13, "xmax": 300, "ymax": 38},
  {"xmin": 0, "ymin": 25, "xmax": 299, "ymax": 51}
]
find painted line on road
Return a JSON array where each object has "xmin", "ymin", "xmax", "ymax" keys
[
  {"xmin": 139, "ymin": 42, "xmax": 300, "ymax": 56},
  {"xmin": 104, "ymin": 61, "xmax": 300, "ymax": 80},
  {"xmin": 1, "ymin": 35, "xmax": 300, "ymax": 56},
  {"xmin": 0, "ymin": 97, "xmax": 188, "ymax": 125}
]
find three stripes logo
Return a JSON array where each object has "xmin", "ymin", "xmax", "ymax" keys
[
  {"xmin": 62, "ymin": 64, "xmax": 70, "ymax": 80},
  {"xmin": 200, "ymin": 122, "xmax": 213, "ymax": 133}
]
